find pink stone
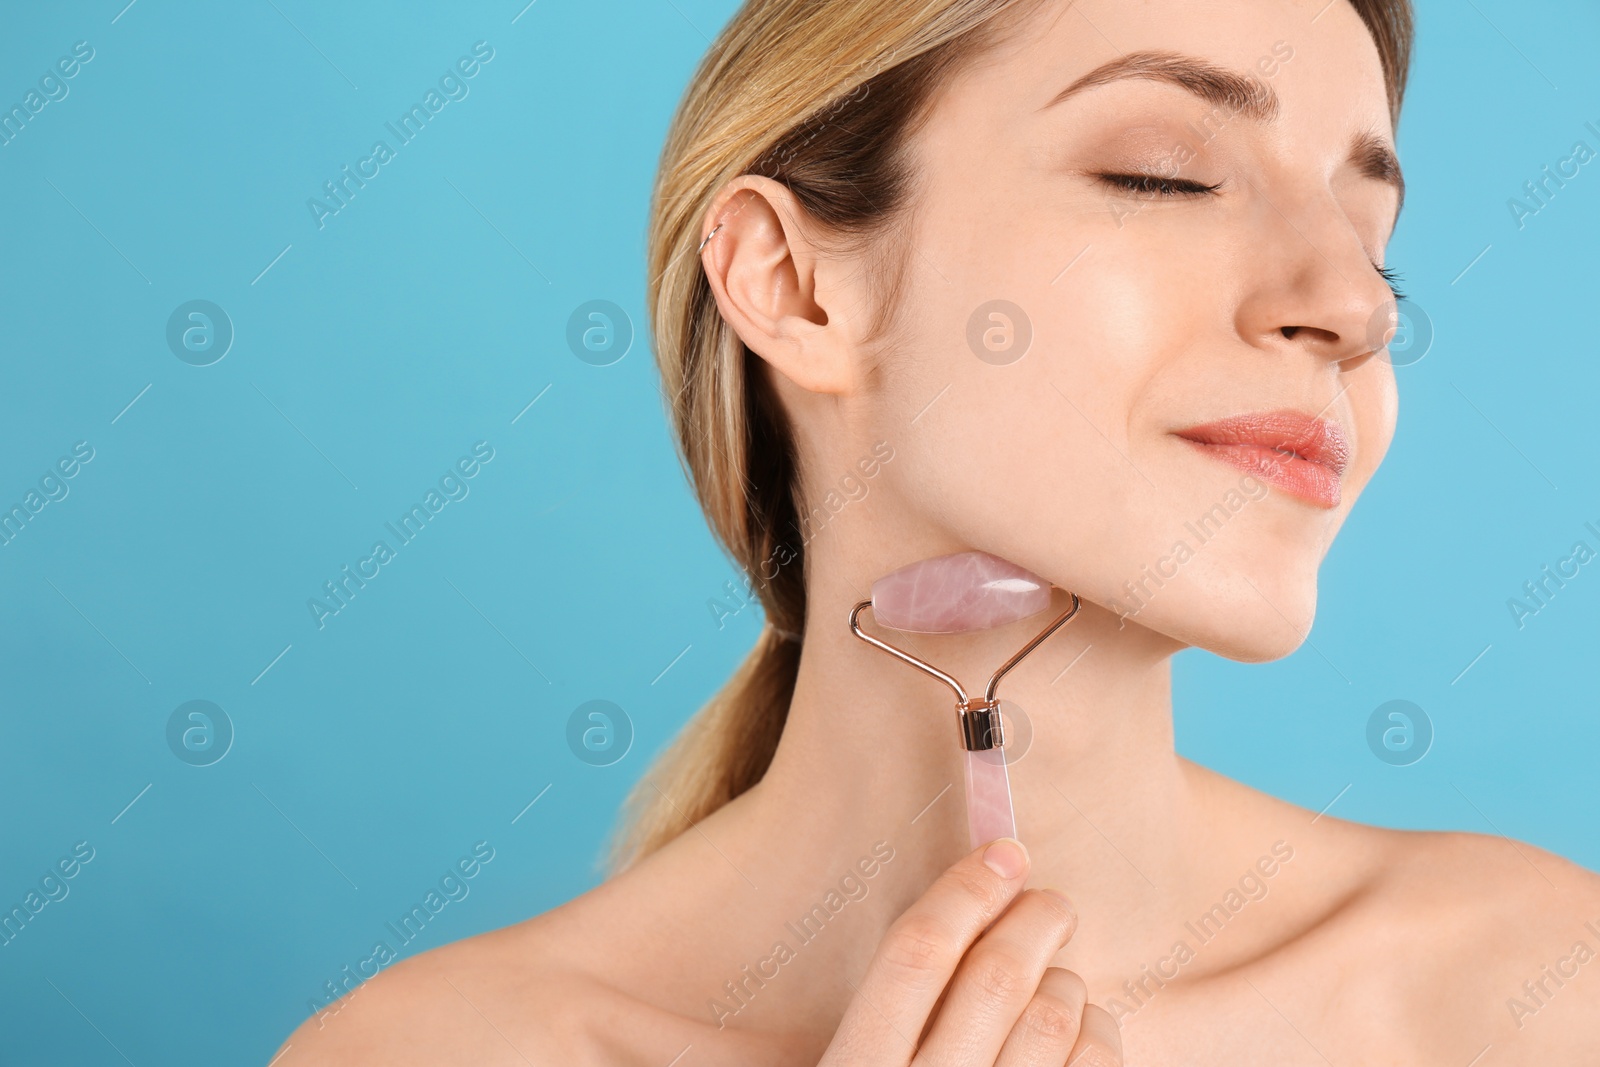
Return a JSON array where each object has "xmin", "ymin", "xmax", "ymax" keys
[
  {"xmin": 871, "ymin": 551, "xmax": 1051, "ymax": 633},
  {"xmin": 965, "ymin": 747, "xmax": 1017, "ymax": 848}
]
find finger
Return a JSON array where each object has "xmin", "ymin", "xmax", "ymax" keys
[
  {"xmin": 1066, "ymin": 1004, "xmax": 1124, "ymax": 1067},
  {"xmin": 994, "ymin": 967, "xmax": 1088, "ymax": 1067},
  {"xmin": 915, "ymin": 888, "xmax": 1078, "ymax": 1065},
  {"xmin": 824, "ymin": 838, "xmax": 1031, "ymax": 1063}
]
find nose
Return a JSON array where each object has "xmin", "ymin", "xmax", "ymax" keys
[{"xmin": 1234, "ymin": 186, "xmax": 1396, "ymax": 367}]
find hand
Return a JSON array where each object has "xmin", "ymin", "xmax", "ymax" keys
[{"xmin": 819, "ymin": 837, "xmax": 1121, "ymax": 1066}]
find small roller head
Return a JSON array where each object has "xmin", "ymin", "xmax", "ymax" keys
[{"xmin": 870, "ymin": 551, "xmax": 1051, "ymax": 633}]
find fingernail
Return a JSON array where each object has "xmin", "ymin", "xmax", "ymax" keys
[{"xmin": 982, "ymin": 837, "xmax": 1028, "ymax": 879}]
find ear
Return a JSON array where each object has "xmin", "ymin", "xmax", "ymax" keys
[{"xmin": 697, "ymin": 176, "xmax": 856, "ymax": 396}]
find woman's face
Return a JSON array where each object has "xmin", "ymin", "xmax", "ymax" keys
[{"xmin": 863, "ymin": 0, "xmax": 1402, "ymax": 661}]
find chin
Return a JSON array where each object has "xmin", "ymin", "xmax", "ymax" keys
[{"xmin": 1106, "ymin": 563, "xmax": 1322, "ymax": 664}]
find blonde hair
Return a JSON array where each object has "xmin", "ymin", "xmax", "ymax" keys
[{"xmin": 611, "ymin": 0, "xmax": 1414, "ymax": 873}]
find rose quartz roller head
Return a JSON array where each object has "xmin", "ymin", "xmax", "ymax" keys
[{"xmin": 849, "ymin": 551, "xmax": 1081, "ymax": 850}]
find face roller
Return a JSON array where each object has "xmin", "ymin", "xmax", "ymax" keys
[{"xmin": 849, "ymin": 552, "xmax": 1081, "ymax": 850}]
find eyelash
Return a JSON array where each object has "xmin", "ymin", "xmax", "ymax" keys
[
  {"xmin": 1098, "ymin": 173, "xmax": 1407, "ymax": 301},
  {"xmin": 1097, "ymin": 172, "xmax": 1222, "ymax": 198},
  {"xmin": 1374, "ymin": 263, "xmax": 1406, "ymax": 301}
]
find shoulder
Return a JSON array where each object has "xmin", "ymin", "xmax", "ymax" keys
[
  {"xmin": 268, "ymin": 869, "xmax": 722, "ymax": 1067},
  {"xmin": 269, "ymin": 911, "xmax": 614, "ymax": 1066},
  {"xmin": 1318, "ymin": 821, "xmax": 1600, "ymax": 1054},
  {"xmin": 266, "ymin": 836, "xmax": 765, "ymax": 1067}
]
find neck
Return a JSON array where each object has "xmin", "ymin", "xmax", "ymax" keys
[{"xmin": 731, "ymin": 551, "xmax": 1219, "ymax": 997}]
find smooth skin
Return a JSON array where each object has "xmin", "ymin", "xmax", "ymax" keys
[{"xmin": 274, "ymin": 0, "xmax": 1600, "ymax": 1063}]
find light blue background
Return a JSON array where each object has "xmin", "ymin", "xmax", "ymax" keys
[{"xmin": 0, "ymin": 1, "xmax": 1594, "ymax": 1063}]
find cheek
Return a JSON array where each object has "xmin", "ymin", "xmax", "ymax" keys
[
  {"xmin": 868, "ymin": 186, "xmax": 1345, "ymax": 660},
  {"xmin": 1349, "ymin": 355, "xmax": 1398, "ymax": 489},
  {"xmin": 873, "ymin": 257, "xmax": 1172, "ymax": 580}
]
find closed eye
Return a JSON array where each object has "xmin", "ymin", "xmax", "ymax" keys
[
  {"xmin": 1097, "ymin": 171, "xmax": 1406, "ymax": 300},
  {"xmin": 1374, "ymin": 263, "xmax": 1406, "ymax": 300},
  {"xmin": 1097, "ymin": 172, "xmax": 1222, "ymax": 197}
]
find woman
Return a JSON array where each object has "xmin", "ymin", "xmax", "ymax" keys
[{"xmin": 278, "ymin": 0, "xmax": 1600, "ymax": 1062}]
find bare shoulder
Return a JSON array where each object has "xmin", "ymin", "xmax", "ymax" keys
[
  {"xmin": 1316, "ymin": 817, "xmax": 1600, "ymax": 1057},
  {"xmin": 268, "ymin": 904, "xmax": 617, "ymax": 1066},
  {"xmin": 1194, "ymin": 765, "xmax": 1600, "ymax": 1058},
  {"xmin": 266, "ymin": 831, "xmax": 778, "ymax": 1067},
  {"xmin": 268, "ymin": 872, "xmax": 712, "ymax": 1067}
]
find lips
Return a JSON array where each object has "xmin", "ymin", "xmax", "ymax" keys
[{"xmin": 1172, "ymin": 409, "xmax": 1351, "ymax": 509}]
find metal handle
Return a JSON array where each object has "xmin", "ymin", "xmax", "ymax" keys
[{"xmin": 848, "ymin": 592, "xmax": 1082, "ymax": 749}]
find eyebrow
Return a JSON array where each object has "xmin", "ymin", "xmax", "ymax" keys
[{"xmin": 1042, "ymin": 50, "xmax": 1405, "ymax": 218}]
